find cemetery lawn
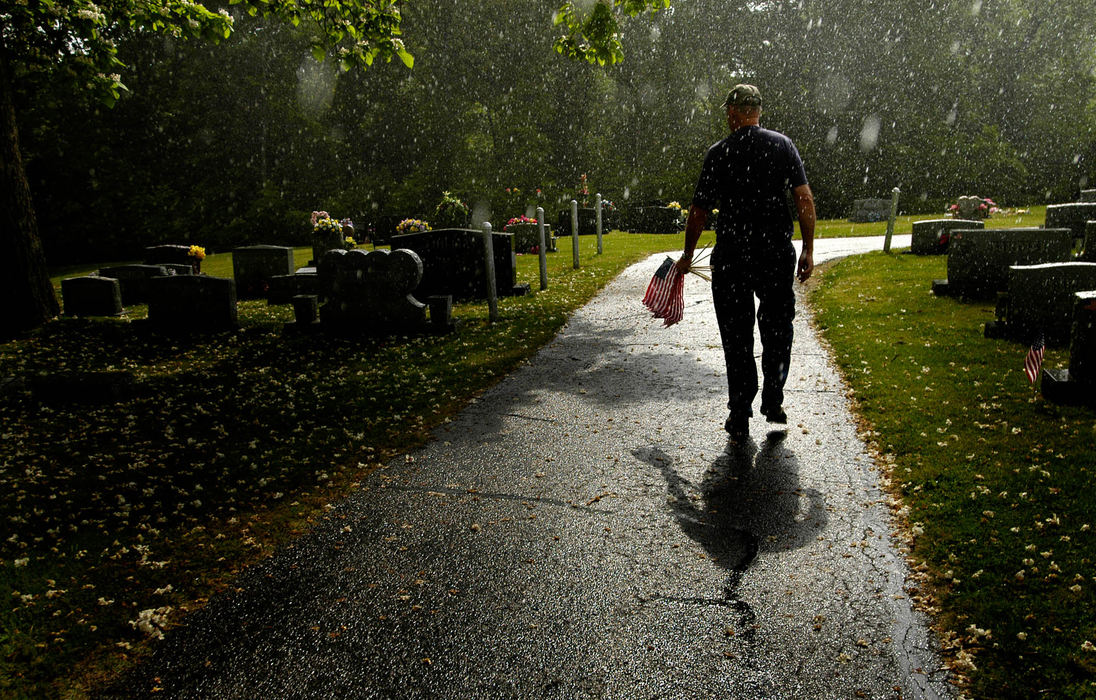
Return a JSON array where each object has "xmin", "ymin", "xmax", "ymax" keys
[{"xmin": 807, "ymin": 251, "xmax": 1096, "ymax": 699}]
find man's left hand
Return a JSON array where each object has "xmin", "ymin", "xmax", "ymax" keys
[{"xmin": 797, "ymin": 251, "xmax": 814, "ymax": 282}]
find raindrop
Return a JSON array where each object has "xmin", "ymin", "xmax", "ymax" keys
[
  {"xmin": 623, "ymin": 187, "xmax": 630, "ymax": 199},
  {"xmin": 859, "ymin": 115, "xmax": 881, "ymax": 152},
  {"xmin": 945, "ymin": 104, "xmax": 958, "ymax": 126},
  {"xmin": 826, "ymin": 126, "xmax": 838, "ymax": 145},
  {"xmin": 971, "ymin": 0, "xmax": 982, "ymax": 16},
  {"xmin": 296, "ymin": 54, "xmax": 336, "ymax": 116}
]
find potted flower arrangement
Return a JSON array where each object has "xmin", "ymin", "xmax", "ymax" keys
[
  {"xmin": 396, "ymin": 218, "xmax": 432, "ymax": 235},
  {"xmin": 434, "ymin": 191, "xmax": 469, "ymax": 229},
  {"xmin": 187, "ymin": 245, "xmax": 206, "ymax": 274}
]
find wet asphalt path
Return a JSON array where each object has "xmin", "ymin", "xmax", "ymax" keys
[{"xmin": 102, "ymin": 235, "xmax": 957, "ymax": 699}]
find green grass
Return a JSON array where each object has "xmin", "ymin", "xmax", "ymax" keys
[
  {"xmin": 810, "ymin": 205, "xmax": 1045, "ymax": 239},
  {"xmin": 807, "ymin": 250, "xmax": 1096, "ymax": 699},
  {"xmin": 3, "ymin": 231, "xmax": 711, "ymax": 698}
]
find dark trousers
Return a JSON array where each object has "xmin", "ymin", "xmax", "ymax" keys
[{"xmin": 710, "ymin": 241, "xmax": 796, "ymax": 416}]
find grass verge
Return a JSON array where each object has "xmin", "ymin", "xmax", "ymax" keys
[{"xmin": 806, "ymin": 250, "xmax": 1096, "ymax": 699}]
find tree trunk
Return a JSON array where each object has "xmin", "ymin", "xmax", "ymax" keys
[{"xmin": 0, "ymin": 54, "xmax": 60, "ymax": 338}]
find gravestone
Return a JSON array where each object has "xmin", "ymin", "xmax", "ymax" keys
[
  {"xmin": 556, "ymin": 208, "xmax": 605, "ymax": 235},
  {"xmin": 985, "ymin": 262, "xmax": 1096, "ymax": 345},
  {"xmin": 1045, "ymin": 202, "xmax": 1096, "ymax": 245},
  {"xmin": 391, "ymin": 228, "xmax": 529, "ymax": 300},
  {"xmin": 317, "ymin": 248, "xmax": 441, "ymax": 335},
  {"xmin": 268, "ymin": 270, "xmax": 321, "ymax": 305},
  {"xmin": 311, "ymin": 229, "xmax": 345, "ymax": 266},
  {"xmin": 931, "ymin": 228, "xmax": 1073, "ymax": 299},
  {"xmin": 1041, "ymin": 291, "xmax": 1096, "ymax": 406},
  {"xmin": 147, "ymin": 275, "xmax": 238, "ymax": 332},
  {"xmin": 955, "ymin": 196, "xmax": 987, "ymax": 220},
  {"xmin": 97, "ymin": 264, "xmax": 170, "ymax": 305},
  {"xmin": 145, "ymin": 244, "xmax": 194, "ymax": 267},
  {"xmin": 161, "ymin": 264, "xmax": 193, "ymax": 276},
  {"xmin": 506, "ymin": 223, "xmax": 555, "ymax": 253},
  {"xmin": 910, "ymin": 218, "xmax": 983, "ymax": 255},
  {"xmin": 1080, "ymin": 220, "xmax": 1096, "ymax": 263},
  {"xmin": 290, "ymin": 294, "xmax": 320, "ymax": 330},
  {"xmin": 848, "ymin": 198, "xmax": 891, "ymax": 223},
  {"xmin": 1079, "ymin": 189, "xmax": 1096, "ymax": 203},
  {"xmin": 61, "ymin": 276, "xmax": 123, "ymax": 317},
  {"xmin": 623, "ymin": 206, "xmax": 682, "ymax": 234},
  {"xmin": 232, "ymin": 245, "xmax": 294, "ymax": 299}
]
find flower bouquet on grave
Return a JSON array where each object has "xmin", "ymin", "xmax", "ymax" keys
[
  {"xmin": 433, "ymin": 191, "xmax": 469, "ymax": 229},
  {"xmin": 503, "ymin": 216, "xmax": 538, "ymax": 231},
  {"xmin": 187, "ymin": 245, "xmax": 206, "ymax": 273},
  {"xmin": 339, "ymin": 218, "xmax": 356, "ymax": 249},
  {"xmin": 505, "ymin": 216, "xmax": 541, "ymax": 254},
  {"xmin": 311, "ymin": 211, "xmax": 344, "ymax": 236},
  {"xmin": 396, "ymin": 218, "xmax": 431, "ymax": 235}
]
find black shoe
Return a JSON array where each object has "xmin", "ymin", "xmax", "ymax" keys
[
  {"xmin": 761, "ymin": 405, "xmax": 787, "ymax": 424},
  {"xmin": 724, "ymin": 413, "xmax": 749, "ymax": 441}
]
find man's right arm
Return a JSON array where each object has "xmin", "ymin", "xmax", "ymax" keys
[{"xmin": 675, "ymin": 205, "xmax": 708, "ymax": 275}]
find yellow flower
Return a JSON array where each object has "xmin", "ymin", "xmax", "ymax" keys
[{"xmin": 188, "ymin": 245, "xmax": 206, "ymax": 260}]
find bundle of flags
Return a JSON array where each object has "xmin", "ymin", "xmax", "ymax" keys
[
  {"xmin": 1024, "ymin": 332, "xmax": 1045, "ymax": 385},
  {"xmin": 642, "ymin": 257, "xmax": 685, "ymax": 326},
  {"xmin": 641, "ymin": 247, "xmax": 711, "ymax": 327}
]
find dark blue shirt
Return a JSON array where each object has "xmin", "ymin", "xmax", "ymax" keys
[{"xmin": 692, "ymin": 125, "xmax": 808, "ymax": 248}]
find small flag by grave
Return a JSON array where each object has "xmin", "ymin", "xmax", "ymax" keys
[{"xmin": 1024, "ymin": 332, "xmax": 1045, "ymax": 385}]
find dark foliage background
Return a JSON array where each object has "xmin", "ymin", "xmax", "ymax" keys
[{"xmin": 17, "ymin": 0, "xmax": 1096, "ymax": 263}]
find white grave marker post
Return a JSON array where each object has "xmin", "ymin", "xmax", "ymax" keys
[
  {"xmin": 595, "ymin": 193, "xmax": 604, "ymax": 255},
  {"xmin": 571, "ymin": 199, "xmax": 580, "ymax": 269},
  {"xmin": 482, "ymin": 222, "xmax": 499, "ymax": 322},
  {"xmin": 536, "ymin": 206, "xmax": 548, "ymax": 291},
  {"xmin": 884, "ymin": 186, "xmax": 900, "ymax": 253}
]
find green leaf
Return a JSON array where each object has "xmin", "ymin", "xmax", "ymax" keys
[
  {"xmin": 397, "ymin": 47, "xmax": 413, "ymax": 68},
  {"xmin": 311, "ymin": 45, "xmax": 326, "ymax": 62}
]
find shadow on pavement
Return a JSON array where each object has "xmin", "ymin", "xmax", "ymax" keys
[{"xmin": 632, "ymin": 434, "xmax": 828, "ymax": 645}]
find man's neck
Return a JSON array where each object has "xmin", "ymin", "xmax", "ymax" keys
[{"xmin": 729, "ymin": 116, "xmax": 760, "ymax": 131}]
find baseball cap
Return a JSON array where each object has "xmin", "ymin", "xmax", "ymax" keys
[{"xmin": 722, "ymin": 84, "xmax": 762, "ymax": 107}]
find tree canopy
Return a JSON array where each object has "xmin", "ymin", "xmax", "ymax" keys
[{"xmin": 3, "ymin": 0, "xmax": 1096, "ymax": 333}]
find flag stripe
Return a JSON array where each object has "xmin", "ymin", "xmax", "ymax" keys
[
  {"xmin": 1024, "ymin": 334, "xmax": 1045, "ymax": 385},
  {"xmin": 642, "ymin": 257, "xmax": 688, "ymax": 327}
]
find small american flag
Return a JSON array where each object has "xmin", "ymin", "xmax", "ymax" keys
[
  {"xmin": 642, "ymin": 256, "xmax": 685, "ymax": 327},
  {"xmin": 1024, "ymin": 332, "xmax": 1045, "ymax": 385}
]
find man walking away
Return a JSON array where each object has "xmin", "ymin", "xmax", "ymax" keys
[{"xmin": 675, "ymin": 84, "xmax": 816, "ymax": 442}]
